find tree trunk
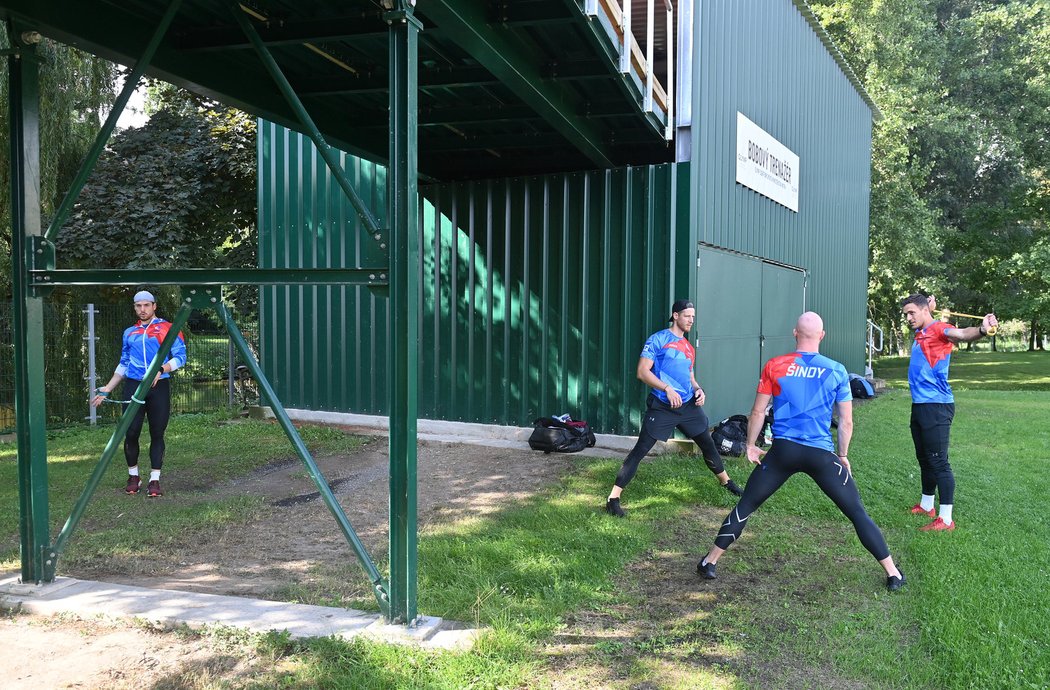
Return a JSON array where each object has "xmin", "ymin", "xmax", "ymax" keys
[
  {"xmin": 1030, "ymin": 319, "xmax": 1037, "ymax": 351},
  {"xmin": 991, "ymin": 335, "xmax": 997, "ymax": 352}
]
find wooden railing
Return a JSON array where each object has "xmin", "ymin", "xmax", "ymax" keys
[{"xmin": 587, "ymin": 0, "xmax": 675, "ymax": 139}]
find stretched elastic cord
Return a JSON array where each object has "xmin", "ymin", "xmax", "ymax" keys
[{"xmin": 96, "ymin": 391, "xmax": 138, "ymax": 405}]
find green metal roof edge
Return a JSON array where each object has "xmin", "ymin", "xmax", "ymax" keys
[{"xmin": 791, "ymin": 0, "xmax": 883, "ymax": 121}]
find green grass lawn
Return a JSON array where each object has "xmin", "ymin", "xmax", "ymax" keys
[
  {"xmin": 0, "ymin": 413, "xmax": 366, "ymax": 567},
  {"xmin": 3, "ymin": 352, "xmax": 1049, "ymax": 688},
  {"xmin": 875, "ymin": 349, "xmax": 1050, "ymax": 391}
]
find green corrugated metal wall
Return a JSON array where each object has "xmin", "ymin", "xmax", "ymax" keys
[
  {"xmin": 257, "ymin": 0, "xmax": 875, "ymax": 433},
  {"xmin": 690, "ymin": 0, "xmax": 872, "ymax": 401},
  {"xmin": 259, "ymin": 120, "xmax": 693, "ymax": 433}
]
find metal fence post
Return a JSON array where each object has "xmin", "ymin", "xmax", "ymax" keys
[
  {"xmin": 227, "ymin": 336, "xmax": 235, "ymax": 408},
  {"xmin": 85, "ymin": 303, "xmax": 97, "ymax": 425}
]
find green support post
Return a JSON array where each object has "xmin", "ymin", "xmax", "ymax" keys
[
  {"xmin": 8, "ymin": 31, "xmax": 50, "ymax": 584},
  {"xmin": 385, "ymin": 1, "xmax": 421, "ymax": 625}
]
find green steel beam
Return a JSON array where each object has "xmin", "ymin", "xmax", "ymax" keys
[
  {"xmin": 385, "ymin": 0, "xmax": 421, "ymax": 625},
  {"xmin": 317, "ymin": 103, "xmax": 539, "ymax": 129},
  {"xmin": 493, "ymin": 1, "xmax": 574, "ymax": 27},
  {"xmin": 216, "ymin": 302, "xmax": 391, "ymax": 617},
  {"xmin": 8, "ymin": 31, "xmax": 50, "ymax": 584},
  {"xmin": 44, "ymin": 0, "xmax": 182, "ymax": 243},
  {"xmin": 49, "ymin": 300, "xmax": 193, "ymax": 567},
  {"xmin": 293, "ymin": 65, "xmax": 498, "ymax": 96},
  {"xmin": 0, "ymin": 0, "xmax": 391, "ymax": 168},
  {"xmin": 30, "ymin": 268, "xmax": 388, "ymax": 287},
  {"xmin": 417, "ymin": 0, "xmax": 615, "ymax": 169},
  {"xmin": 231, "ymin": 6, "xmax": 385, "ymax": 243},
  {"xmin": 176, "ymin": 15, "xmax": 386, "ymax": 53}
]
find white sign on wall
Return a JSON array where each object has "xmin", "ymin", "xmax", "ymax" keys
[{"xmin": 735, "ymin": 112, "xmax": 800, "ymax": 212}]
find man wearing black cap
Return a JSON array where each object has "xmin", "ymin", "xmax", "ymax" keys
[
  {"xmin": 606, "ymin": 299, "xmax": 743, "ymax": 517},
  {"xmin": 92, "ymin": 290, "xmax": 187, "ymax": 498}
]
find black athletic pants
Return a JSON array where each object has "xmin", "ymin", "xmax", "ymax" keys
[
  {"xmin": 712, "ymin": 439, "xmax": 890, "ymax": 561},
  {"xmin": 910, "ymin": 402, "xmax": 955, "ymax": 504},
  {"xmin": 123, "ymin": 378, "xmax": 171, "ymax": 471},
  {"xmin": 614, "ymin": 412, "xmax": 725, "ymax": 489}
]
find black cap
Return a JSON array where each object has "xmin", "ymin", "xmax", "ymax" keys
[{"xmin": 668, "ymin": 299, "xmax": 694, "ymax": 322}]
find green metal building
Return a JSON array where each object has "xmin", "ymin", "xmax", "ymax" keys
[
  {"xmin": 258, "ymin": 0, "xmax": 877, "ymax": 429},
  {"xmin": 3, "ymin": 0, "xmax": 876, "ymax": 624}
]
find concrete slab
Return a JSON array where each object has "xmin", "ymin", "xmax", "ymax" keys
[
  {"xmin": 364, "ymin": 614, "xmax": 443, "ymax": 644},
  {"xmin": 285, "ymin": 407, "xmax": 677, "ymax": 457},
  {"xmin": 0, "ymin": 574, "xmax": 479, "ymax": 650}
]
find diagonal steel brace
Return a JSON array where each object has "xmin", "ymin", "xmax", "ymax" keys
[
  {"xmin": 231, "ymin": 4, "xmax": 387, "ymax": 249},
  {"xmin": 45, "ymin": 0, "xmax": 184, "ymax": 242}
]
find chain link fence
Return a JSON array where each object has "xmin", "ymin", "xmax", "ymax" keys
[{"xmin": 0, "ymin": 302, "xmax": 258, "ymax": 433}]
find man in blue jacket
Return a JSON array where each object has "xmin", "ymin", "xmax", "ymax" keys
[{"xmin": 92, "ymin": 290, "xmax": 187, "ymax": 497}]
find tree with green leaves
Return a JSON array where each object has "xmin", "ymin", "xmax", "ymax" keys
[
  {"xmin": 812, "ymin": 0, "xmax": 1049, "ymax": 351},
  {"xmin": 54, "ymin": 82, "xmax": 257, "ymax": 310}
]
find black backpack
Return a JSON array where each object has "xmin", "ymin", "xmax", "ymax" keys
[
  {"xmin": 528, "ymin": 417, "xmax": 597, "ymax": 454},
  {"xmin": 711, "ymin": 414, "xmax": 750, "ymax": 456},
  {"xmin": 849, "ymin": 375, "xmax": 875, "ymax": 399}
]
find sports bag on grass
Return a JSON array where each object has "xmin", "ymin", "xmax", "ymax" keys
[
  {"xmin": 528, "ymin": 417, "xmax": 596, "ymax": 454},
  {"xmin": 711, "ymin": 414, "xmax": 749, "ymax": 456},
  {"xmin": 849, "ymin": 374, "xmax": 875, "ymax": 399}
]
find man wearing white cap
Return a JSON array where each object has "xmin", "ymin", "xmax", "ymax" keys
[{"xmin": 92, "ymin": 290, "xmax": 187, "ymax": 497}]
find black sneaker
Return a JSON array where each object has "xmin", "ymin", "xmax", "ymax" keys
[
  {"xmin": 886, "ymin": 568, "xmax": 906, "ymax": 592},
  {"xmin": 722, "ymin": 479, "xmax": 744, "ymax": 497},
  {"xmin": 605, "ymin": 497, "xmax": 625, "ymax": 517},
  {"xmin": 697, "ymin": 557, "xmax": 717, "ymax": 579},
  {"xmin": 125, "ymin": 475, "xmax": 141, "ymax": 495}
]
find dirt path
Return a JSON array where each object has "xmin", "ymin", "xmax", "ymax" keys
[
  {"xmin": 0, "ymin": 612, "xmax": 274, "ymax": 690},
  {"xmin": 64, "ymin": 437, "xmax": 582, "ymax": 604},
  {"xmin": 2, "ymin": 437, "xmax": 587, "ymax": 689},
  {"xmin": 3, "ymin": 434, "xmax": 867, "ymax": 689}
]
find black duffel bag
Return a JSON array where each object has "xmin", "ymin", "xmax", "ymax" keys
[
  {"xmin": 711, "ymin": 414, "xmax": 749, "ymax": 456},
  {"xmin": 528, "ymin": 417, "xmax": 596, "ymax": 454}
]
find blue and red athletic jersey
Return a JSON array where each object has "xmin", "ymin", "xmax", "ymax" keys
[
  {"xmin": 116, "ymin": 318, "xmax": 187, "ymax": 381},
  {"xmin": 640, "ymin": 329, "xmax": 696, "ymax": 404},
  {"xmin": 758, "ymin": 351, "xmax": 851, "ymax": 452},
  {"xmin": 908, "ymin": 321, "xmax": 955, "ymax": 403}
]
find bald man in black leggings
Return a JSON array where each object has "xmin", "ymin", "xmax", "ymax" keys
[{"xmin": 696, "ymin": 312, "xmax": 906, "ymax": 592}]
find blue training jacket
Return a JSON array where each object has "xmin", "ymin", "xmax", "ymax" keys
[{"xmin": 115, "ymin": 318, "xmax": 187, "ymax": 381}]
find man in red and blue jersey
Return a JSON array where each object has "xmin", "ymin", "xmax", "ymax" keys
[
  {"xmin": 696, "ymin": 312, "xmax": 906, "ymax": 591},
  {"xmin": 92, "ymin": 290, "xmax": 187, "ymax": 498},
  {"xmin": 901, "ymin": 294, "xmax": 997, "ymax": 531},
  {"xmin": 605, "ymin": 299, "xmax": 744, "ymax": 518}
]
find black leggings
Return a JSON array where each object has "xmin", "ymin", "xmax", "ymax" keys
[
  {"xmin": 713, "ymin": 439, "xmax": 889, "ymax": 561},
  {"xmin": 123, "ymin": 378, "xmax": 171, "ymax": 471},
  {"xmin": 910, "ymin": 403, "xmax": 955, "ymax": 504},
  {"xmin": 614, "ymin": 428, "xmax": 725, "ymax": 489}
]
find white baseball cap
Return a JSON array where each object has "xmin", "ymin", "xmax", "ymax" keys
[{"xmin": 133, "ymin": 290, "xmax": 156, "ymax": 303}]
